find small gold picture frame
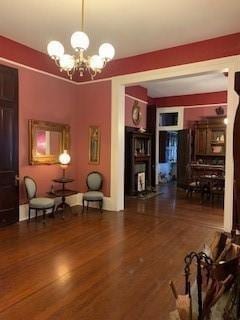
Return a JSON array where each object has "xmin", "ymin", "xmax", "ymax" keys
[{"xmin": 89, "ymin": 126, "xmax": 100, "ymax": 164}]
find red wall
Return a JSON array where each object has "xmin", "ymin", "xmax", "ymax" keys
[
  {"xmin": 0, "ymin": 31, "xmax": 238, "ymax": 208},
  {"xmin": 5, "ymin": 66, "xmax": 77, "ymax": 203},
  {"xmin": 125, "ymin": 86, "xmax": 148, "ymax": 128},
  {"xmin": 125, "ymin": 86, "xmax": 148, "ymax": 102},
  {"xmin": 151, "ymin": 91, "xmax": 227, "ymax": 107},
  {"xmin": 76, "ymin": 81, "xmax": 111, "ymax": 196},
  {"xmin": 184, "ymin": 105, "xmax": 227, "ymax": 128},
  {"xmin": 78, "ymin": 33, "xmax": 240, "ymax": 81},
  {"xmin": 1, "ymin": 33, "xmax": 240, "ymax": 82}
]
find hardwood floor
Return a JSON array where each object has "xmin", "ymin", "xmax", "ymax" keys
[{"xmin": 0, "ymin": 185, "xmax": 223, "ymax": 320}]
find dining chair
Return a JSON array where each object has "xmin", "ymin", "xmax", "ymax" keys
[
  {"xmin": 186, "ymin": 165, "xmax": 201, "ymax": 198},
  {"xmin": 24, "ymin": 176, "xmax": 55, "ymax": 222},
  {"xmin": 82, "ymin": 172, "xmax": 104, "ymax": 213},
  {"xmin": 211, "ymin": 178, "xmax": 225, "ymax": 207}
]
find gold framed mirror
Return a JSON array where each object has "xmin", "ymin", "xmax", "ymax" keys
[{"xmin": 29, "ymin": 120, "xmax": 70, "ymax": 165}]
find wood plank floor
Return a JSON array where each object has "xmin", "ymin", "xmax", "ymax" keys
[{"xmin": 0, "ymin": 185, "xmax": 223, "ymax": 319}]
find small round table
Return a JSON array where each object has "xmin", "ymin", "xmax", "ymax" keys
[{"xmin": 52, "ymin": 178, "xmax": 75, "ymax": 215}]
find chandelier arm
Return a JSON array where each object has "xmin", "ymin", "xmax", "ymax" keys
[{"xmin": 81, "ymin": 0, "xmax": 85, "ymax": 31}]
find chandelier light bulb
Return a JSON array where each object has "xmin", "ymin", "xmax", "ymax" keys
[
  {"xmin": 59, "ymin": 54, "xmax": 75, "ymax": 71},
  {"xmin": 47, "ymin": 41, "xmax": 64, "ymax": 59},
  {"xmin": 99, "ymin": 43, "xmax": 115, "ymax": 60},
  {"xmin": 71, "ymin": 31, "xmax": 90, "ymax": 51},
  {"xmin": 59, "ymin": 150, "xmax": 71, "ymax": 165},
  {"xmin": 89, "ymin": 55, "xmax": 104, "ymax": 70},
  {"xmin": 46, "ymin": 0, "xmax": 115, "ymax": 79},
  {"xmin": 224, "ymin": 117, "xmax": 228, "ymax": 125}
]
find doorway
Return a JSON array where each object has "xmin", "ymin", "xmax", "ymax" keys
[
  {"xmin": 111, "ymin": 56, "xmax": 239, "ymax": 232},
  {"xmin": 0, "ymin": 64, "xmax": 19, "ymax": 226}
]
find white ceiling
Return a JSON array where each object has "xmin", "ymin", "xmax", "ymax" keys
[
  {"xmin": 137, "ymin": 73, "xmax": 228, "ymax": 97},
  {"xmin": 0, "ymin": 0, "xmax": 239, "ymax": 59}
]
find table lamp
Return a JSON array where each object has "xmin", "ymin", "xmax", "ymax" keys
[{"xmin": 59, "ymin": 150, "xmax": 71, "ymax": 179}]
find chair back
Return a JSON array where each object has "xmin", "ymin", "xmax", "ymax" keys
[
  {"xmin": 86, "ymin": 172, "xmax": 103, "ymax": 191},
  {"xmin": 24, "ymin": 176, "xmax": 37, "ymax": 200}
]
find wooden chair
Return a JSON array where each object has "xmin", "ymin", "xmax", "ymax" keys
[
  {"xmin": 210, "ymin": 179, "xmax": 225, "ymax": 206},
  {"xmin": 82, "ymin": 172, "xmax": 104, "ymax": 213},
  {"xmin": 186, "ymin": 164, "xmax": 201, "ymax": 198},
  {"xmin": 24, "ymin": 176, "xmax": 55, "ymax": 222}
]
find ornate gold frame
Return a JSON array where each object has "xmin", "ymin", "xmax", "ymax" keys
[
  {"xmin": 89, "ymin": 126, "xmax": 100, "ymax": 164},
  {"xmin": 29, "ymin": 120, "xmax": 70, "ymax": 165},
  {"xmin": 132, "ymin": 100, "xmax": 142, "ymax": 125}
]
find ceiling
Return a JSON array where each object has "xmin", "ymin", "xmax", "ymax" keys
[
  {"xmin": 0, "ymin": 1, "xmax": 240, "ymax": 59},
  {"xmin": 137, "ymin": 73, "xmax": 228, "ymax": 97}
]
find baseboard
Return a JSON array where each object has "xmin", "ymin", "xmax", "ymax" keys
[{"xmin": 19, "ymin": 193, "xmax": 115, "ymax": 221}]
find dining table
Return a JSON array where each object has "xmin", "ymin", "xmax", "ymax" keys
[{"xmin": 199, "ymin": 174, "xmax": 225, "ymax": 203}]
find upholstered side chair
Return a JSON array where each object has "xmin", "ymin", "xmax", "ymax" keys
[
  {"xmin": 24, "ymin": 176, "xmax": 55, "ymax": 222},
  {"xmin": 82, "ymin": 172, "xmax": 104, "ymax": 213}
]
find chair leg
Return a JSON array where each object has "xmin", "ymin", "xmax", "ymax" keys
[
  {"xmin": 43, "ymin": 209, "xmax": 46, "ymax": 223},
  {"xmin": 82, "ymin": 199, "xmax": 85, "ymax": 213},
  {"xmin": 99, "ymin": 200, "xmax": 103, "ymax": 213},
  {"xmin": 28, "ymin": 207, "xmax": 31, "ymax": 222},
  {"xmin": 35, "ymin": 209, "xmax": 38, "ymax": 220},
  {"xmin": 50, "ymin": 205, "xmax": 55, "ymax": 218},
  {"xmin": 87, "ymin": 201, "xmax": 89, "ymax": 212}
]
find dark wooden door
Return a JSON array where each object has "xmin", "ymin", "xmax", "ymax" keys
[
  {"xmin": 233, "ymin": 71, "xmax": 240, "ymax": 231},
  {"xmin": 146, "ymin": 105, "xmax": 156, "ymax": 187},
  {"xmin": 177, "ymin": 129, "xmax": 191, "ymax": 188},
  {"xmin": 159, "ymin": 131, "xmax": 168, "ymax": 163},
  {"xmin": 0, "ymin": 65, "xmax": 19, "ymax": 226}
]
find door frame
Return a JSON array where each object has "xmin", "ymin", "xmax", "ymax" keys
[
  {"xmin": 111, "ymin": 55, "xmax": 240, "ymax": 232},
  {"xmin": 155, "ymin": 107, "xmax": 184, "ymax": 185}
]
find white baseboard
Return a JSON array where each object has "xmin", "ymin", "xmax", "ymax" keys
[{"xmin": 19, "ymin": 193, "xmax": 115, "ymax": 221}]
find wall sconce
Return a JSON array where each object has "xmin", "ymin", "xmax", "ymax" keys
[{"xmin": 59, "ymin": 150, "xmax": 71, "ymax": 179}]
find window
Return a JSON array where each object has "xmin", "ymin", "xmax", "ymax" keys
[{"xmin": 159, "ymin": 112, "xmax": 178, "ymax": 126}]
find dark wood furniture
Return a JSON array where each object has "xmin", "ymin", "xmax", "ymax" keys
[
  {"xmin": 194, "ymin": 117, "xmax": 226, "ymax": 164},
  {"xmin": 233, "ymin": 71, "xmax": 240, "ymax": 231},
  {"xmin": 199, "ymin": 175, "xmax": 225, "ymax": 205},
  {"xmin": 0, "ymin": 64, "xmax": 19, "ymax": 226},
  {"xmin": 52, "ymin": 178, "xmax": 75, "ymax": 215},
  {"xmin": 125, "ymin": 127, "xmax": 152, "ymax": 195}
]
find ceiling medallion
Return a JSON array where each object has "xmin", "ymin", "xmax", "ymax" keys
[{"xmin": 47, "ymin": 0, "xmax": 115, "ymax": 80}]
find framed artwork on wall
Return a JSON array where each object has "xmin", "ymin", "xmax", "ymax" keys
[{"xmin": 89, "ymin": 126, "xmax": 100, "ymax": 164}]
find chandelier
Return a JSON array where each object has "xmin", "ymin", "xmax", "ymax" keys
[{"xmin": 47, "ymin": 0, "xmax": 115, "ymax": 80}]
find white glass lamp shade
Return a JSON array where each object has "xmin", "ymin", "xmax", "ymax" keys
[
  {"xmin": 59, "ymin": 54, "xmax": 75, "ymax": 71},
  {"xmin": 89, "ymin": 55, "xmax": 104, "ymax": 70},
  {"xmin": 99, "ymin": 43, "xmax": 115, "ymax": 60},
  {"xmin": 47, "ymin": 41, "xmax": 64, "ymax": 59},
  {"xmin": 59, "ymin": 150, "xmax": 71, "ymax": 165},
  {"xmin": 71, "ymin": 31, "xmax": 89, "ymax": 51}
]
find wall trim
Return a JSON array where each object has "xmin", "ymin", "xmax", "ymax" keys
[
  {"xmin": 111, "ymin": 54, "xmax": 240, "ymax": 232},
  {"xmin": 19, "ymin": 193, "xmax": 113, "ymax": 221},
  {"xmin": 157, "ymin": 103, "xmax": 228, "ymax": 109},
  {"xmin": 0, "ymin": 57, "xmax": 76, "ymax": 84},
  {"xmin": 125, "ymin": 94, "xmax": 148, "ymax": 104}
]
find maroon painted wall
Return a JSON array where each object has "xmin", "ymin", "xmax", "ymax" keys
[
  {"xmin": 151, "ymin": 91, "xmax": 227, "ymax": 107},
  {"xmin": 1, "ymin": 33, "xmax": 240, "ymax": 82},
  {"xmin": 125, "ymin": 86, "xmax": 148, "ymax": 129},
  {"xmin": 76, "ymin": 81, "xmax": 111, "ymax": 197}
]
